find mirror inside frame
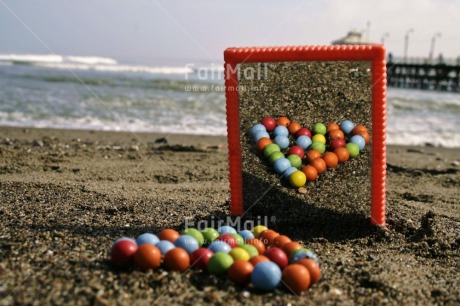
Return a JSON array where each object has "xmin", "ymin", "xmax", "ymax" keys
[{"xmin": 237, "ymin": 61, "xmax": 373, "ymax": 230}]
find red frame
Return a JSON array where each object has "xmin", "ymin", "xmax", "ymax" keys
[{"xmin": 224, "ymin": 45, "xmax": 387, "ymax": 226}]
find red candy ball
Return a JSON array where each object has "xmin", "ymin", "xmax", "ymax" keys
[
  {"xmin": 264, "ymin": 247, "xmax": 288, "ymax": 270},
  {"xmin": 261, "ymin": 117, "xmax": 276, "ymax": 132},
  {"xmin": 190, "ymin": 248, "xmax": 214, "ymax": 270},
  {"xmin": 329, "ymin": 138, "xmax": 346, "ymax": 150},
  {"xmin": 217, "ymin": 234, "xmax": 238, "ymax": 248},
  {"xmin": 296, "ymin": 128, "xmax": 312, "ymax": 139},
  {"xmin": 111, "ymin": 240, "xmax": 138, "ymax": 266},
  {"xmin": 288, "ymin": 146, "xmax": 305, "ymax": 159},
  {"xmin": 228, "ymin": 260, "xmax": 254, "ymax": 285}
]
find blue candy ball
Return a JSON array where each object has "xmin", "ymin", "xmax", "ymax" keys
[
  {"xmin": 251, "ymin": 261, "xmax": 282, "ymax": 291},
  {"xmin": 273, "ymin": 158, "xmax": 291, "ymax": 174},
  {"xmin": 274, "ymin": 136, "xmax": 290, "ymax": 149},
  {"xmin": 289, "ymin": 248, "xmax": 319, "ymax": 263},
  {"xmin": 273, "ymin": 125, "xmax": 289, "ymax": 137},
  {"xmin": 237, "ymin": 230, "xmax": 255, "ymax": 242},
  {"xmin": 296, "ymin": 135, "xmax": 312, "ymax": 150},
  {"xmin": 217, "ymin": 225, "xmax": 237, "ymax": 235},
  {"xmin": 155, "ymin": 240, "xmax": 175, "ymax": 255},
  {"xmin": 282, "ymin": 167, "xmax": 298, "ymax": 180},
  {"xmin": 251, "ymin": 124, "xmax": 266, "ymax": 137},
  {"xmin": 349, "ymin": 135, "xmax": 366, "ymax": 151},
  {"xmin": 254, "ymin": 131, "xmax": 270, "ymax": 142},
  {"xmin": 340, "ymin": 120, "xmax": 355, "ymax": 135},
  {"xmin": 208, "ymin": 241, "xmax": 232, "ymax": 253},
  {"xmin": 174, "ymin": 235, "xmax": 199, "ymax": 254},
  {"xmin": 135, "ymin": 233, "xmax": 160, "ymax": 246}
]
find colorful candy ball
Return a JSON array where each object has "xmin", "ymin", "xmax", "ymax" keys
[
  {"xmin": 312, "ymin": 134, "xmax": 326, "ymax": 145},
  {"xmin": 263, "ymin": 144, "xmax": 281, "ymax": 158},
  {"xmin": 287, "ymin": 145, "xmax": 305, "ymax": 159},
  {"xmin": 190, "ymin": 248, "xmax": 214, "ymax": 270},
  {"xmin": 158, "ymin": 229, "xmax": 180, "ymax": 243},
  {"xmin": 289, "ymin": 171, "xmax": 306, "ymax": 187},
  {"xmin": 273, "ymin": 125, "xmax": 289, "ymax": 137},
  {"xmin": 261, "ymin": 117, "xmax": 277, "ymax": 132},
  {"xmin": 340, "ymin": 120, "xmax": 355, "ymax": 135},
  {"xmin": 238, "ymin": 230, "xmax": 255, "ymax": 241},
  {"xmin": 268, "ymin": 151, "xmax": 285, "ymax": 165},
  {"xmin": 311, "ymin": 141, "xmax": 326, "ymax": 154},
  {"xmin": 229, "ymin": 233, "xmax": 245, "ymax": 246},
  {"xmin": 329, "ymin": 138, "xmax": 346, "ymax": 150},
  {"xmin": 282, "ymin": 264, "xmax": 311, "ymax": 294},
  {"xmin": 297, "ymin": 258, "xmax": 322, "ymax": 285},
  {"xmin": 312, "ymin": 123, "xmax": 327, "ymax": 135},
  {"xmin": 155, "ymin": 240, "xmax": 175, "ymax": 256},
  {"xmin": 296, "ymin": 128, "xmax": 312, "ymax": 138},
  {"xmin": 274, "ymin": 136, "xmax": 290, "ymax": 149},
  {"xmin": 208, "ymin": 241, "xmax": 232, "ymax": 254},
  {"xmin": 295, "ymin": 135, "xmax": 312, "ymax": 150},
  {"xmin": 264, "ymin": 247, "xmax": 289, "ymax": 270},
  {"xmin": 349, "ymin": 135, "xmax": 366, "ymax": 151},
  {"xmin": 208, "ymin": 252, "xmax": 234, "ymax": 275},
  {"xmin": 228, "ymin": 260, "xmax": 254, "ymax": 285},
  {"xmin": 201, "ymin": 227, "xmax": 220, "ymax": 245},
  {"xmin": 164, "ymin": 247, "xmax": 190, "ymax": 272},
  {"xmin": 136, "ymin": 233, "xmax": 159, "ymax": 246},
  {"xmin": 239, "ymin": 244, "xmax": 259, "ymax": 258},
  {"xmin": 345, "ymin": 143, "xmax": 360, "ymax": 158},
  {"xmin": 250, "ymin": 123, "xmax": 266, "ymax": 137},
  {"xmin": 229, "ymin": 247, "xmax": 251, "ymax": 261},
  {"xmin": 251, "ymin": 261, "xmax": 282, "ymax": 291},
  {"xmin": 287, "ymin": 154, "xmax": 302, "ymax": 168},
  {"xmin": 181, "ymin": 228, "xmax": 204, "ymax": 247},
  {"xmin": 134, "ymin": 244, "xmax": 161, "ymax": 271},
  {"xmin": 111, "ymin": 239, "xmax": 138, "ymax": 266},
  {"xmin": 274, "ymin": 158, "xmax": 291, "ymax": 174},
  {"xmin": 217, "ymin": 225, "xmax": 237, "ymax": 235},
  {"xmin": 217, "ymin": 234, "xmax": 238, "ymax": 248},
  {"xmin": 282, "ymin": 167, "xmax": 298, "ymax": 180},
  {"xmin": 254, "ymin": 130, "xmax": 270, "ymax": 142},
  {"xmin": 290, "ymin": 248, "xmax": 318, "ymax": 263},
  {"xmin": 174, "ymin": 235, "xmax": 199, "ymax": 254},
  {"xmin": 252, "ymin": 225, "xmax": 268, "ymax": 238}
]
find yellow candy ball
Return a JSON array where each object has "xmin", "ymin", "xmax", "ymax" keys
[
  {"xmin": 252, "ymin": 225, "xmax": 268, "ymax": 238},
  {"xmin": 289, "ymin": 171, "xmax": 307, "ymax": 187},
  {"xmin": 229, "ymin": 247, "xmax": 251, "ymax": 261},
  {"xmin": 312, "ymin": 134, "xmax": 326, "ymax": 145}
]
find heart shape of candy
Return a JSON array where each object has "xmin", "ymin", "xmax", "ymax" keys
[{"xmin": 250, "ymin": 116, "xmax": 370, "ymax": 188}]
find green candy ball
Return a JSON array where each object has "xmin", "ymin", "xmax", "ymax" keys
[
  {"xmin": 312, "ymin": 123, "xmax": 327, "ymax": 135},
  {"xmin": 239, "ymin": 244, "xmax": 259, "ymax": 258},
  {"xmin": 200, "ymin": 228, "xmax": 220, "ymax": 245},
  {"xmin": 287, "ymin": 154, "xmax": 302, "ymax": 168},
  {"xmin": 311, "ymin": 141, "xmax": 326, "ymax": 154},
  {"xmin": 268, "ymin": 151, "xmax": 285, "ymax": 165},
  {"xmin": 181, "ymin": 228, "xmax": 204, "ymax": 247},
  {"xmin": 346, "ymin": 143, "xmax": 360, "ymax": 158},
  {"xmin": 229, "ymin": 233, "xmax": 245, "ymax": 246},
  {"xmin": 207, "ymin": 252, "xmax": 234, "ymax": 275},
  {"xmin": 264, "ymin": 144, "xmax": 281, "ymax": 158}
]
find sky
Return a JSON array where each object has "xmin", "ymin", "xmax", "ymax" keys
[{"xmin": 0, "ymin": 0, "xmax": 459, "ymax": 65}]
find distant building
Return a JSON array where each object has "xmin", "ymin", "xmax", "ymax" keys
[{"xmin": 331, "ymin": 31, "xmax": 375, "ymax": 45}]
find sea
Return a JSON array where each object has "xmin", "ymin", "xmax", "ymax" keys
[{"xmin": 0, "ymin": 54, "xmax": 459, "ymax": 148}]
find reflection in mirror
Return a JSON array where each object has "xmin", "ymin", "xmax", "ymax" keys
[{"xmin": 237, "ymin": 61, "xmax": 372, "ymax": 224}]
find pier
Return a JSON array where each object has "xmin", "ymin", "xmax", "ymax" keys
[{"xmin": 386, "ymin": 57, "xmax": 460, "ymax": 92}]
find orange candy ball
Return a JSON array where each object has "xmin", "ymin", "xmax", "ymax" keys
[
  {"xmin": 134, "ymin": 244, "xmax": 161, "ymax": 271},
  {"xmin": 352, "ymin": 125, "xmax": 368, "ymax": 135},
  {"xmin": 282, "ymin": 264, "xmax": 311, "ymax": 294},
  {"xmin": 164, "ymin": 247, "xmax": 190, "ymax": 272},
  {"xmin": 277, "ymin": 116, "xmax": 291, "ymax": 127},
  {"xmin": 158, "ymin": 229, "xmax": 180, "ymax": 243},
  {"xmin": 323, "ymin": 152, "xmax": 339, "ymax": 168},
  {"xmin": 301, "ymin": 165, "xmax": 318, "ymax": 181},
  {"xmin": 257, "ymin": 137, "xmax": 272, "ymax": 151},
  {"xmin": 288, "ymin": 122, "xmax": 302, "ymax": 135},
  {"xmin": 259, "ymin": 230, "xmax": 280, "ymax": 248},
  {"xmin": 249, "ymin": 255, "xmax": 270, "ymax": 267},
  {"xmin": 328, "ymin": 129, "xmax": 345, "ymax": 140},
  {"xmin": 228, "ymin": 260, "xmax": 254, "ymax": 285},
  {"xmin": 282, "ymin": 241, "xmax": 303, "ymax": 257},
  {"xmin": 297, "ymin": 258, "xmax": 321, "ymax": 285},
  {"xmin": 334, "ymin": 147, "xmax": 350, "ymax": 163},
  {"xmin": 246, "ymin": 238, "xmax": 266, "ymax": 255},
  {"xmin": 273, "ymin": 235, "xmax": 292, "ymax": 248},
  {"xmin": 326, "ymin": 122, "xmax": 340, "ymax": 132},
  {"xmin": 310, "ymin": 158, "xmax": 327, "ymax": 174},
  {"xmin": 305, "ymin": 150, "xmax": 321, "ymax": 163}
]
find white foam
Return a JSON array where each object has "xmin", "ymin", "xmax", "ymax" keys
[
  {"xmin": 0, "ymin": 54, "xmax": 63, "ymax": 63},
  {"xmin": 65, "ymin": 56, "xmax": 117, "ymax": 65}
]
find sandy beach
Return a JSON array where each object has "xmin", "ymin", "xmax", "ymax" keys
[{"xmin": 0, "ymin": 126, "xmax": 459, "ymax": 305}]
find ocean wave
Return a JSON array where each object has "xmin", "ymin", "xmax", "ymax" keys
[{"xmin": 0, "ymin": 53, "xmax": 196, "ymax": 75}]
